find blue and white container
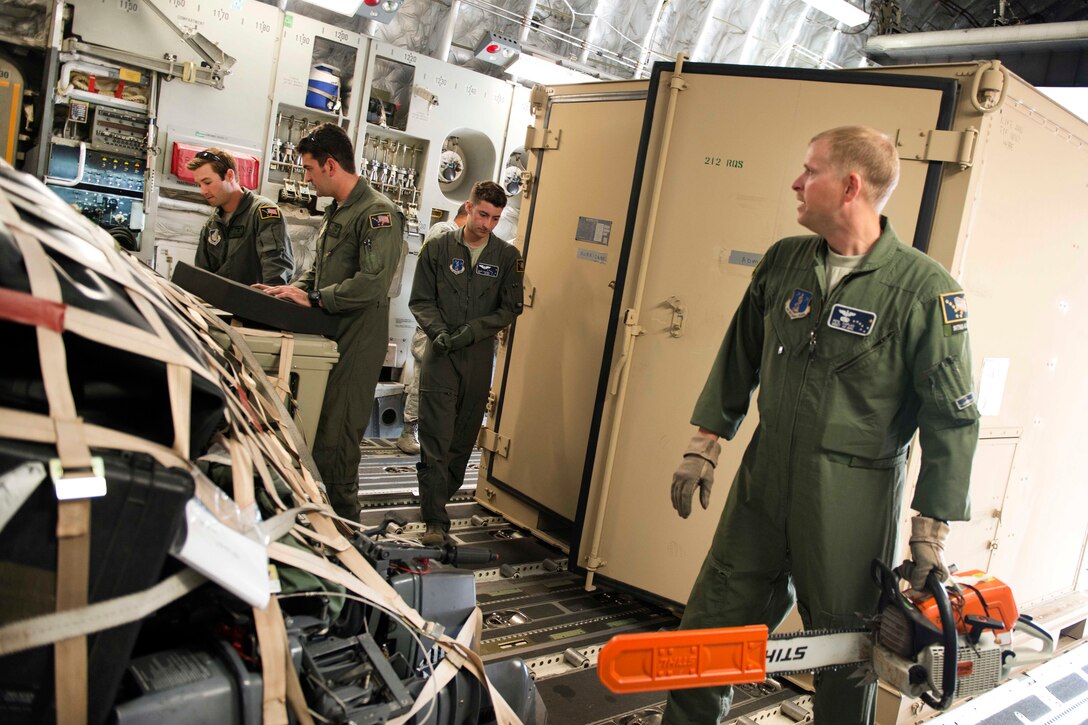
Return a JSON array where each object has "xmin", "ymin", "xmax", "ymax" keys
[{"xmin": 306, "ymin": 63, "xmax": 341, "ymax": 113}]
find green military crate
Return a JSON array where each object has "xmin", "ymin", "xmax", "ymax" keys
[{"xmin": 212, "ymin": 328, "xmax": 339, "ymax": 447}]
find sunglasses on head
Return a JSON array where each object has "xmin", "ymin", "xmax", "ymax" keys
[{"xmin": 195, "ymin": 150, "xmax": 226, "ymax": 165}]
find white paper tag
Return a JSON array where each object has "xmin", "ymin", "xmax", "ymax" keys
[{"xmin": 172, "ymin": 497, "xmax": 271, "ymax": 609}]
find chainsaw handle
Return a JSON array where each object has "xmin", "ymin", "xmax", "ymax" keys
[
  {"xmin": 921, "ymin": 571, "xmax": 957, "ymax": 711},
  {"xmin": 1002, "ymin": 616, "xmax": 1056, "ymax": 677}
]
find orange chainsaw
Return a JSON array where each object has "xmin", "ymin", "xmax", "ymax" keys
[{"xmin": 598, "ymin": 561, "xmax": 1056, "ymax": 710}]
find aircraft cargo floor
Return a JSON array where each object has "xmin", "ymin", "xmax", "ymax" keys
[{"xmin": 357, "ymin": 442, "xmax": 815, "ymax": 724}]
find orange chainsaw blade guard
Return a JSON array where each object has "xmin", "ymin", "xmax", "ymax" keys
[{"xmin": 597, "ymin": 625, "xmax": 769, "ymax": 693}]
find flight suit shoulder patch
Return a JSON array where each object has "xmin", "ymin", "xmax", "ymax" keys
[
  {"xmin": 258, "ymin": 205, "xmax": 281, "ymax": 220},
  {"xmin": 940, "ymin": 291, "xmax": 968, "ymax": 323},
  {"xmin": 939, "ymin": 291, "xmax": 968, "ymax": 335},
  {"xmin": 369, "ymin": 212, "xmax": 393, "ymax": 229},
  {"xmin": 516, "ymin": 259, "xmax": 525, "ymax": 273}
]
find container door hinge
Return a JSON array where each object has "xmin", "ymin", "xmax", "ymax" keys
[
  {"xmin": 896, "ymin": 127, "xmax": 978, "ymax": 170},
  {"xmin": 526, "ymin": 125, "xmax": 561, "ymax": 151},
  {"xmin": 478, "ymin": 428, "xmax": 511, "ymax": 458}
]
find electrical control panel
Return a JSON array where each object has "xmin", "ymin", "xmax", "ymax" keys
[
  {"xmin": 50, "ymin": 186, "xmax": 142, "ymax": 229},
  {"xmin": 90, "ymin": 107, "xmax": 149, "ymax": 156}
]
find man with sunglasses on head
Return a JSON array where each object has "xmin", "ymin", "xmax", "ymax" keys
[
  {"xmin": 188, "ymin": 147, "xmax": 294, "ymax": 285},
  {"xmin": 257, "ymin": 124, "xmax": 405, "ymax": 522}
]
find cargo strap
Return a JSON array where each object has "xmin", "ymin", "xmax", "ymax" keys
[
  {"xmin": 0, "ymin": 568, "xmax": 207, "ymax": 656},
  {"xmin": 11, "ymin": 221, "xmax": 94, "ymax": 725},
  {"xmin": 253, "ymin": 597, "xmax": 290, "ymax": 725}
]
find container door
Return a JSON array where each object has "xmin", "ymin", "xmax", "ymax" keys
[
  {"xmin": 578, "ymin": 64, "xmax": 958, "ymax": 603},
  {"xmin": 483, "ymin": 84, "xmax": 649, "ymax": 527}
]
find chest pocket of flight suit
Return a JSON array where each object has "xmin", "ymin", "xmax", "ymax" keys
[
  {"xmin": 322, "ymin": 221, "xmax": 360, "ymax": 277},
  {"xmin": 473, "ymin": 262, "xmax": 500, "ymax": 304},
  {"xmin": 820, "ymin": 328, "xmax": 904, "ymax": 461}
]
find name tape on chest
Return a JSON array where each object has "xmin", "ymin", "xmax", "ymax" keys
[
  {"xmin": 259, "ymin": 205, "xmax": 281, "ymax": 220},
  {"xmin": 827, "ymin": 303, "xmax": 877, "ymax": 336},
  {"xmin": 450, "ymin": 258, "xmax": 466, "ymax": 275},
  {"xmin": 228, "ymin": 226, "xmax": 245, "ymax": 239},
  {"xmin": 786, "ymin": 288, "xmax": 813, "ymax": 319},
  {"xmin": 476, "ymin": 263, "xmax": 498, "ymax": 278},
  {"xmin": 370, "ymin": 212, "xmax": 392, "ymax": 229}
]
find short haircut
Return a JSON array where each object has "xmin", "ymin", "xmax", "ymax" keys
[
  {"xmin": 297, "ymin": 123, "xmax": 356, "ymax": 175},
  {"xmin": 454, "ymin": 202, "xmax": 469, "ymax": 219},
  {"xmin": 470, "ymin": 180, "xmax": 507, "ymax": 210},
  {"xmin": 811, "ymin": 126, "xmax": 900, "ymax": 211},
  {"xmin": 186, "ymin": 147, "xmax": 236, "ymax": 179}
]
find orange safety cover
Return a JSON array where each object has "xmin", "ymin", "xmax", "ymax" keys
[
  {"xmin": 597, "ymin": 625, "xmax": 768, "ymax": 694},
  {"xmin": 916, "ymin": 571, "xmax": 1019, "ymax": 635},
  {"xmin": 171, "ymin": 142, "xmax": 261, "ymax": 190}
]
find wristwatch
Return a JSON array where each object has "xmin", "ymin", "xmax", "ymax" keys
[{"xmin": 307, "ymin": 289, "xmax": 322, "ymax": 307}]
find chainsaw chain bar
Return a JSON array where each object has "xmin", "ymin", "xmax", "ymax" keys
[{"xmin": 767, "ymin": 627, "xmax": 872, "ymax": 678}]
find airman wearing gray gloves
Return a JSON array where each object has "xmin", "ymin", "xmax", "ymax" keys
[{"xmin": 664, "ymin": 127, "xmax": 979, "ymax": 725}]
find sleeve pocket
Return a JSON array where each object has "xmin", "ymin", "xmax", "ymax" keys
[{"xmin": 924, "ymin": 355, "xmax": 981, "ymax": 428}]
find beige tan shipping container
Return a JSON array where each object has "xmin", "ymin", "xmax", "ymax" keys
[{"xmin": 476, "ymin": 59, "xmax": 1088, "ymax": 717}]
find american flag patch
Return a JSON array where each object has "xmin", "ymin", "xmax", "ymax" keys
[{"xmin": 370, "ymin": 212, "xmax": 392, "ymax": 229}]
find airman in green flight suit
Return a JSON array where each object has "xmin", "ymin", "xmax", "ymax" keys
[
  {"xmin": 410, "ymin": 181, "xmax": 524, "ymax": 545},
  {"xmin": 258, "ymin": 124, "xmax": 405, "ymax": 521},
  {"xmin": 189, "ymin": 147, "xmax": 294, "ymax": 286},
  {"xmin": 663, "ymin": 126, "xmax": 980, "ymax": 725}
]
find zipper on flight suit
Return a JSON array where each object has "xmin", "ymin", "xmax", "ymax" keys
[{"xmin": 786, "ymin": 270, "xmax": 859, "ymax": 528}]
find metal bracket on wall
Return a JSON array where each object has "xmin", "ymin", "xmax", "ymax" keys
[
  {"xmin": 519, "ymin": 170, "xmax": 533, "ymax": 196},
  {"xmin": 896, "ymin": 127, "xmax": 978, "ymax": 170},
  {"xmin": 478, "ymin": 428, "xmax": 511, "ymax": 458},
  {"xmin": 665, "ymin": 296, "xmax": 686, "ymax": 337},
  {"xmin": 525, "ymin": 126, "xmax": 561, "ymax": 151}
]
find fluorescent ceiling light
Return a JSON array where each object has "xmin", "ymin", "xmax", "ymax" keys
[
  {"xmin": 296, "ymin": 0, "xmax": 400, "ymax": 19},
  {"xmin": 297, "ymin": 0, "xmax": 365, "ymax": 15},
  {"xmin": 505, "ymin": 54, "xmax": 597, "ymax": 86},
  {"xmin": 801, "ymin": 0, "xmax": 870, "ymax": 27}
]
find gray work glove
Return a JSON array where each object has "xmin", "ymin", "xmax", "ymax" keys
[
  {"xmin": 432, "ymin": 331, "xmax": 452, "ymax": 356},
  {"xmin": 898, "ymin": 516, "xmax": 952, "ymax": 594},
  {"xmin": 448, "ymin": 324, "xmax": 475, "ymax": 352},
  {"xmin": 670, "ymin": 434, "xmax": 722, "ymax": 519}
]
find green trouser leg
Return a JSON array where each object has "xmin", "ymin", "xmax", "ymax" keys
[
  {"xmin": 312, "ymin": 303, "xmax": 389, "ymax": 521},
  {"xmin": 417, "ymin": 340, "xmax": 493, "ymax": 529},
  {"xmin": 663, "ymin": 484, "xmax": 795, "ymax": 725},
  {"xmin": 784, "ymin": 455, "xmax": 905, "ymax": 725},
  {"xmin": 664, "ymin": 451, "xmax": 902, "ymax": 725}
]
